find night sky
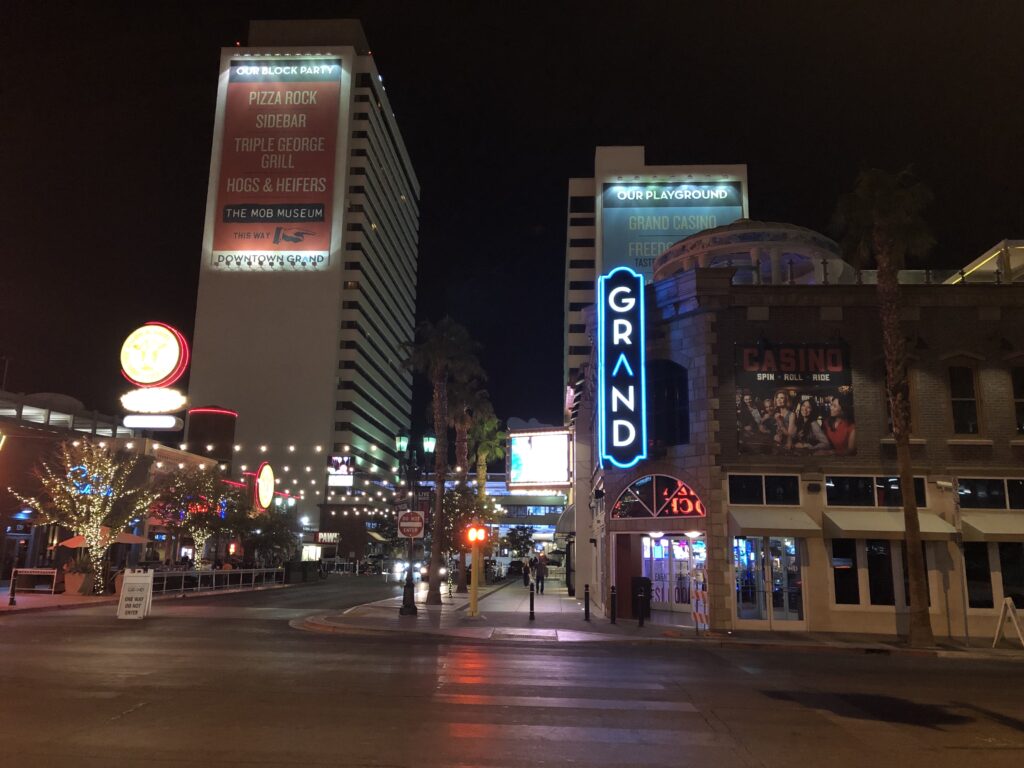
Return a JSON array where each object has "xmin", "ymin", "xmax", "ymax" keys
[{"xmin": 3, "ymin": 1, "xmax": 1022, "ymax": 431}]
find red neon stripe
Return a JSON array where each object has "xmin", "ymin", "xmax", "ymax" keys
[
  {"xmin": 221, "ymin": 479, "xmax": 246, "ymax": 487},
  {"xmin": 187, "ymin": 407, "xmax": 239, "ymax": 417}
]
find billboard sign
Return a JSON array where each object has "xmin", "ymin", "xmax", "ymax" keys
[
  {"xmin": 597, "ymin": 267, "xmax": 647, "ymax": 469},
  {"xmin": 508, "ymin": 429, "xmax": 571, "ymax": 487},
  {"xmin": 601, "ymin": 181, "xmax": 744, "ymax": 281},
  {"xmin": 327, "ymin": 454, "xmax": 354, "ymax": 487},
  {"xmin": 735, "ymin": 343, "xmax": 856, "ymax": 456},
  {"xmin": 211, "ymin": 58, "xmax": 343, "ymax": 272}
]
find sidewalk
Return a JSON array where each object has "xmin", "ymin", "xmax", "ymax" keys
[{"xmin": 297, "ymin": 579, "xmax": 1024, "ymax": 662}]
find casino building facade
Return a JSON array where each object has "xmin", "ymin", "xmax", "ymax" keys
[
  {"xmin": 570, "ymin": 223, "xmax": 1024, "ymax": 638},
  {"xmin": 188, "ymin": 20, "xmax": 419, "ymax": 522}
]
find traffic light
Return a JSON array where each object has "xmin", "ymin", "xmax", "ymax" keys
[{"xmin": 466, "ymin": 524, "xmax": 487, "ymax": 544}]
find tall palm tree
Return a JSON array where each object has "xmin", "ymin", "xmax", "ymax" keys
[
  {"xmin": 470, "ymin": 401, "xmax": 506, "ymax": 503},
  {"xmin": 834, "ymin": 168, "xmax": 935, "ymax": 647},
  {"xmin": 447, "ymin": 378, "xmax": 488, "ymax": 593},
  {"xmin": 405, "ymin": 317, "xmax": 484, "ymax": 605}
]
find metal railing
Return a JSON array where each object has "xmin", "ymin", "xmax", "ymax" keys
[{"xmin": 150, "ymin": 568, "xmax": 284, "ymax": 595}]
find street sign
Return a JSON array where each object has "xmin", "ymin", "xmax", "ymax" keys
[
  {"xmin": 397, "ymin": 510, "xmax": 425, "ymax": 539},
  {"xmin": 117, "ymin": 570, "xmax": 153, "ymax": 620},
  {"xmin": 395, "ymin": 499, "xmax": 410, "ymax": 513}
]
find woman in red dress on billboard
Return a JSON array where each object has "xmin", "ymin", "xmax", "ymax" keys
[{"xmin": 824, "ymin": 394, "xmax": 856, "ymax": 456}]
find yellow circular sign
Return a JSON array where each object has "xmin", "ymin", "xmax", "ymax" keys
[
  {"xmin": 120, "ymin": 322, "xmax": 189, "ymax": 388},
  {"xmin": 256, "ymin": 462, "xmax": 275, "ymax": 510}
]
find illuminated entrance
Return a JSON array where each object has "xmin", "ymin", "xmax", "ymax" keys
[
  {"xmin": 641, "ymin": 535, "xmax": 706, "ymax": 614},
  {"xmin": 611, "ymin": 475, "xmax": 707, "ymax": 620}
]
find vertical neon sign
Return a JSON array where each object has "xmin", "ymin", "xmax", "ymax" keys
[{"xmin": 597, "ymin": 267, "xmax": 647, "ymax": 468}]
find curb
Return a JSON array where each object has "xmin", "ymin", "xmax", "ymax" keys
[{"xmin": 0, "ymin": 581, "xmax": 298, "ymax": 617}]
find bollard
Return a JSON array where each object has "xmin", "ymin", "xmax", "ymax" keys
[
  {"xmin": 584, "ymin": 584, "xmax": 590, "ymax": 622},
  {"xmin": 637, "ymin": 590, "xmax": 645, "ymax": 628},
  {"xmin": 8, "ymin": 579, "xmax": 16, "ymax": 607},
  {"xmin": 610, "ymin": 585, "xmax": 617, "ymax": 624},
  {"xmin": 529, "ymin": 583, "xmax": 535, "ymax": 621}
]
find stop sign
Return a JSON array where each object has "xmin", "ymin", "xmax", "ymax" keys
[{"xmin": 397, "ymin": 510, "xmax": 425, "ymax": 539}]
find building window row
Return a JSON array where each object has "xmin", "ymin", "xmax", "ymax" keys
[
  {"xmin": 336, "ymin": 400, "xmax": 403, "ymax": 442},
  {"xmin": 957, "ymin": 478, "xmax": 1024, "ymax": 510},
  {"xmin": 569, "ymin": 216, "xmax": 595, "ymax": 227},
  {"xmin": 569, "ymin": 195, "xmax": 595, "ymax": 213},
  {"xmin": 568, "ymin": 324, "xmax": 586, "ymax": 334},
  {"xmin": 964, "ymin": 541, "xmax": 1024, "ymax": 608},
  {"xmin": 568, "ymin": 346, "xmax": 590, "ymax": 356},
  {"xmin": 569, "ymin": 259, "xmax": 595, "ymax": 269},
  {"xmin": 825, "ymin": 476, "xmax": 928, "ymax": 508},
  {"xmin": 568, "ymin": 280, "xmax": 594, "ymax": 290},
  {"xmin": 569, "ymin": 238, "xmax": 595, "ymax": 248},
  {"xmin": 728, "ymin": 475, "xmax": 801, "ymax": 506},
  {"xmin": 338, "ymin": 376, "xmax": 411, "ymax": 422},
  {"xmin": 829, "ymin": 539, "xmax": 931, "ymax": 607},
  {"xmin": 568, "ymin": 302, "xmax": 591, "ymax": 312}
]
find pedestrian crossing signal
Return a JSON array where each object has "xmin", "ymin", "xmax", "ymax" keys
[{"xmin": 466, "ymin": 525, "xmax": 487, "ymax": 544}]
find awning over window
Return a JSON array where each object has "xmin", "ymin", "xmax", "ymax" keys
[
  {"xmin": 555, "ymin": 504, "xmax": 575, "ymax": 535},
  {"xmin": 961, "ymin": 513, "xmax": 1024, "ymax": 542},
  {"xmin": 823, "ymin": 511, "xmax": 956, "ymax": 540},
  {"xmin": 729, "ymin": 508, "xmax": 821, "ymax": 537}
]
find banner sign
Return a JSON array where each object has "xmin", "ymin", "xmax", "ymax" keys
[
  {"xmin": 735, "ymin": 343, "xmax": 856, "ymax": 456},
  {"xmin": 602, "ymin": 181, "xmax": 744, "ymax": 281},
  {"xmin": 327, "ymin": 454, "xmax": 354, "ymax": 487},
  {"xmin": 211, "ymin": 57, "xmax": 342, "ymax": 272},
  {"xmin": 598, "ymin": 267, "xmax": 647, "ymax": 469}
]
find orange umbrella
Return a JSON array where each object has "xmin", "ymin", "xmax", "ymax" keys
[{"xmin": 59, "ymin": 528, "xmax": 147, "ymax": 548}]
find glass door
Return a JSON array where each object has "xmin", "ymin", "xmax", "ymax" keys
[
  {"xmin": 733, "ymin": 536, "xmax": 805, "ymax": 627},
  {"xmin": 643, "ymin": 537, "xmax": 700, "ymax": 614}
]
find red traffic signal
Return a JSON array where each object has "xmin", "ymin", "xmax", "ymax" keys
[{"xmin": 466, "ymin": 524, "xmax": 487, "ymax": 544}]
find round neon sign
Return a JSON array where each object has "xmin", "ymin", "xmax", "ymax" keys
[
  {"xmin": 120, "ymin": 322, "xmax": 190, "ymax": 388},
  {"xmin": 255, "ymin": 462, "xmax": 275, "ymax": 511}
]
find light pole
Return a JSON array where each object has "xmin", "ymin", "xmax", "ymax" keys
[{"xmin": 396, "ymin": 431, "xmax": 435, "ymax": 616}]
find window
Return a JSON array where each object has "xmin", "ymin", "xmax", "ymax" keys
[
  {"xmin": 568, "ymin": 280, "xmax": 594, "ymax": 290},
  {"xmin": 728, "ymin": 475, "xmax": 800, "ymax": 505},
  {"xmin": 874, "ymin": 477, "xmax": 927, "ymax": 507},
  {"xmin": 728, "ymin": 475, "xmax": 764, "ymax": 505},
  {"xmin": 949, "ymin": 366, "xmax": 979, "ymax": 434},
  {"xmin": 569, "ymin": 259, "xmax": 595, "ymax": 269},
  {"xmin": 866, "ymin": 540, "xmax": 896, "ymax": 605},
  {"xmin": 1009, "ymin": 479, "xmax": 1024, "ymax": 510},
  {"xmin": 569, "ymin": 216, "xmax": 595, "ymax": 226},
  {"xmin": 826, "ymin": 476, "xmax": 875, "ymax": 506},
  {"xmin": 648, "ymin": 360, "xmax": 689, "ymax": 448},
  {"xmin": 964, "ymin": 542, "xmax": 994, "ymax": 608},
  {"xmin": 343, "ymin": 281, "xmax": 360, "ymax": 290},
  {"xmin": 568, "ymin": 302, "xmax": 591, "ymax": 312},
  {"xmin": 568, "ymin": 324, "xmax": 586, "ymax": 334},
  {"xmin": 569, "ymin": 195, "xmax": 595, "ymax": 213},
  {"xmin": 999, "ymin": 543, "xmax": 1024, "ymax": 609},
  {"xmin": 831, "ymin": 539, "xmax": 859, "ymax": 604},
  {"xmin": 568, "ymin": 346, "xmax": 591, "ymax": 356},
  {"xmin": 765, "ymin": 476, "xmax": 800, "ymax": 505},
  {"xmin": 1013, "ymin": 369, "xmax": 1024, "ymax": 435},
  {"xmin": 826, "ymin": 476, "xmax": 926, "ymax": 507},
  {"xmin": 958, "ymin": 478, "xmax": 1007, "ymax": 509},
  {"xmin": 569, "ymin": 238, "xmax": 595, "ymax": 248}
]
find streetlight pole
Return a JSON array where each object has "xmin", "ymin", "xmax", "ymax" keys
[{"xmin": 397, "ymin": 432, "xmax": 435, "ymax": 617}]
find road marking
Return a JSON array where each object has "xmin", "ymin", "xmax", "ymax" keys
[{"xmin": 435, "ymin": 692, "xmax": 696, "ymax": 712}]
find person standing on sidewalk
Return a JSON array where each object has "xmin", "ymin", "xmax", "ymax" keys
[
  {"xmin": 535, "ymin": 554, "xmax": 547, "ymax": 595},
  {"xmin": 521, "ymin": 556, "xmax": 531, "ymax": 587}
]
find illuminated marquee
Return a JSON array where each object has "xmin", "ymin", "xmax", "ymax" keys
[
  {"xmin": 120, "ymin": 322, "xmax": 190, "ymax": 388},
  {"xmin": 255, "ymin": 462, "xmax": 275, "ymax": 511},
  {"xmin": 597, "ymin": 267, "xmax": 647, "ymax": 468}
]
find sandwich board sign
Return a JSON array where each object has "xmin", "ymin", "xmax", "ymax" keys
[
  {"xmin": 993, "ymin": 596, "xmax": 1023, "ymax": 649},
  {"xmin": 117, "ymin": 569, "xmax": 154, "ymax": 620}
]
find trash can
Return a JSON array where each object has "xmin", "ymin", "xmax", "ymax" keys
[{"xmin": 631, "ymin": 576, "xmax": 652, "ymax": 620}]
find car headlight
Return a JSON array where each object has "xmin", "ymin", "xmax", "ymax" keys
[
  {"xmin": 419, "ymin": 566, "xmax": 427, "ymax": 574},
  {"xmin": 439, "ymin": 567, "xmax": 447, "ymax": 576}
]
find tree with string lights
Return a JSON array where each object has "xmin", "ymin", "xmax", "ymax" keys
[
  {"xmin": 155, "ymin": 464, "xmax": 238, "ymax": 568},
  {"xmin": 9, "ymin": 438, "xmax": 157, "ymax": 594}
]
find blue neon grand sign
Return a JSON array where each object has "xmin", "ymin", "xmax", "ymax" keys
[{"xmin": 597, "ymin": 267, "xmax": 647, "ymax": 469}]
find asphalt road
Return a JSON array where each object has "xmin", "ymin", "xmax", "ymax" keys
[{"xmin": 1, "ymin": 576, "xmax": 1022, "ymax": 767}]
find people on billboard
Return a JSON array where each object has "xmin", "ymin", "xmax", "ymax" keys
[{"xmin": 735, "ymin": 343, "xmax": 855, "ymax": 457}]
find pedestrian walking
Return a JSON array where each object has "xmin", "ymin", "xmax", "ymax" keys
[
  {"xmin": 535, "ymin": 554, "xmax": 547, "ymax": 595},
  {"xmin": 521, "ymin": 556, "xmax": 530, "ymax": 587}
]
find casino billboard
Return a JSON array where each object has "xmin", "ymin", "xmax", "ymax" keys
[
  {"xmin": 211, "ymin": 58, "xmax": 343, "ymax": 272},
  {"xmin": 601, "ymin": 181, "xmax": 745, "ymax": 282}
]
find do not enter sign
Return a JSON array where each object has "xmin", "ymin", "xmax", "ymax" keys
[{"xmin": 397, "ymin": 510, "xmax": 425, "ymax": 539}]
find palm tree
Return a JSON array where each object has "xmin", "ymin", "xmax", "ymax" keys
[
  {"xmin": 470, "ymin": 400, "xmax": 506, "ymax": 503},
  {"xmin": 834, "ymin": 168, "xmax": 935, "ymax": 647},
  {"xmin": 405, "ymin": 317, "xmax": 484, "ymax": 605}
]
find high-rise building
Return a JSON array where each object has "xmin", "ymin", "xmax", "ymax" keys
[
  {"xmin": 564, "ymin": 147, "xmax": 748, "ymax": 416},
  {"xmin": 188, "ymin": 20, "xmax": 419, "ymax": 521}
]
